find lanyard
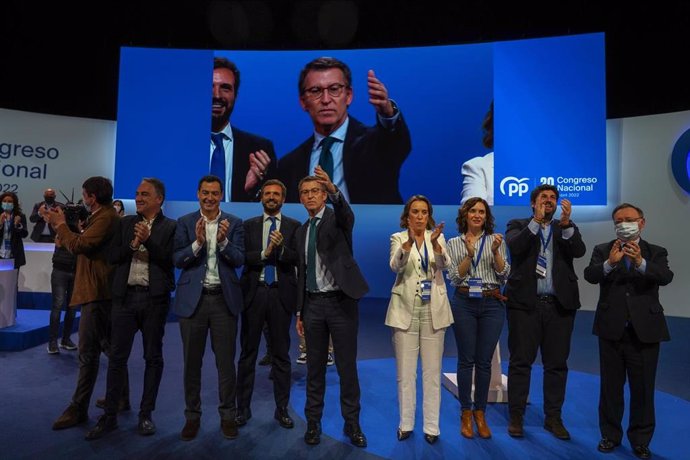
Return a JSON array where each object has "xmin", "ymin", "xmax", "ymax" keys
[
  {"xmin": 416, "ymin": 240, "xmax": 429, "ymax": 274},
  {"xmin": 470, "ymin": 234, "xmax": 487, "ymax": 275},
  {"xmin": 538, "ymin": 225, "xmax": 553, "ymax": 255}
]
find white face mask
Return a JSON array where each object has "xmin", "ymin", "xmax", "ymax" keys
[{"xmin": 615, "ymin": 221, "xmax": 640, "ymax": 241}]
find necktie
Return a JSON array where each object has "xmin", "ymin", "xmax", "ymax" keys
[
  {"xmin": 264, "ymin": 216, "xmax": 277, "ymax": 284},
  {"xmin": 319, "ymin": 136, "xmax": 336, "ymax": 180},
  {"xmin": 210, "ymin": 133, "xmax": 226, "ymax": 188},
  {"xmin": 624, "ymin": 256, "xmax": 631, "ymax": 269},
  {"xmin": 306, "ymin": 217, "xmax": 320, "ymax": 292}
]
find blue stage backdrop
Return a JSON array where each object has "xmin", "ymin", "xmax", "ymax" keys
[{"xmin": 114, "ymin": 33, "xmax": 606, "ymax": 297}]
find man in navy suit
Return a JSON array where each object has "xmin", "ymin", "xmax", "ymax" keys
[
  {"xmin": 295, "ymin": 166, "xmax": 369, "ymax": 447},
  {"xmin": 278, "ymin": 56, "xmax": 411, "ymax": 204},
  {"xmin": 504, "ymin": 184, "xmax": 586, "ymax": 440},
  {"xmin": 211, "ymin": 57, "xmax": 277, "ymax": 202},
  {"xmin": 173, "ymin": 175, "xmax": 245, "ymax": 441},
  {"xmin": 584, "ymin": 203, "xmax": 673, "ymax": 459},
  {"xmin": 236, "ymin": 179, "xmax": 300, "ymax": 429}
]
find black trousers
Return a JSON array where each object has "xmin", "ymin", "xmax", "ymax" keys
[
  {"xmin": 507, "ymin": 297, "xmax": 576, "ymax": 419},
  {"xmin": 598, "ymin": 326, "xmax": 660, "ymax": 446},
  {"xmin": 236, "ymin": 284, "xmax": 292, "ymax": 412},
  {"xmin": 179, "ymin": 292, "xmax": 238, "ymax": 421},
  {"xmin": 303, "ymin": 292, "xmax": 360, "ymax": 426},
  {"xmin": 104, "ymin": 289, "xmax": 169, "ymax": 417},
  {"xmin": 71, "ymin": 301, "xmax": 129, "ymax": 410}
]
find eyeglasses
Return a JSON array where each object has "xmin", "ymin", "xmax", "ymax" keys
[
  {"xmin": 300, "ymin": 187, "xmax": 324, "ymax": 197},
  {"xmin": 302, "ymin": 83, "xmax": 348, "ymax": 100},
  {"xmin": 614, "ymin": 217, "xmax": 642, "ymax": 224}
]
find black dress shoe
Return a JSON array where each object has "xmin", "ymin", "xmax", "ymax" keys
[
  {"xmin": 85, "ymin": 414, "xmax": 117, "ymax": 440},
  {"xmin": 633, "ymin": 445, "xmax": 652, "ymax": 459},
  {"xmin": 304, "ymin": 421, "xmax": 321, "ymax": 445},
  {"xmin": 424, "ymin": 433, "xmax": 439, "ymax": 444},
  {"xmin": 544, "ymin": 418, "xmax": 571, "ymax": 440},
  {"xmin": 258, "ymin": 354, "xmax": 272, "ymax": 366},
  {"xmin": 397, "ymin": 428, "xmax": 412, "ymax": 441},
  {"xmin": 343, "ymin": 423, "xmax": 367, "ymax": 448},
  {"xmin": 597, "ymin": 438, "xmax": 620, "ymax": 453},
  {"xmin": 180, "ymin": 419, "xmax": 200, "ymax": 441},
  {"xmin": 507, "ymin": 415, "xmax": 524, "ymax": 438},
  {"xmin": 235, "ymin": 408, "xmax": 252, "ymax": 427},
  {"xmin": 274, "ymin": 407, "xmax": 294, "ymax": 429},
  {"xmin": 52, "ymin": 404, "xmax": 88, "ymax": 430},
  {"xmin": 221, "ymin": 419, "xmax": 238, "ymax": 439},
  {"xmin": 138, "ymin": 415, "xmax": 156, "ymax": 436}
]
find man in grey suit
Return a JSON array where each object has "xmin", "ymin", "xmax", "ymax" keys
[
  {"xmin": 172, "ymin": 175, "xmax": 244, "ymax": 441},
  {"xmin": 295, "ymin": 166, "xmax": 369, "ymax": 447}
]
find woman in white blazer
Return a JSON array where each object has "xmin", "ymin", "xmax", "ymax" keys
[{"xmin": 385, "ymin": 195, "xmax": 453, "ymax": 444}]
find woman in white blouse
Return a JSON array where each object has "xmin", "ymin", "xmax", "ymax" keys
[
  {"xmin": 385, "ymin": 195, "xmax": 453, "ymax": 444},
  {"xmin": 447, "ymin": 196, "xmax": 509, "ymax": 439}
]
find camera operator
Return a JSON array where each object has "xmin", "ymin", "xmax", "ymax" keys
[{"xmin": 45, "ymin": 177, "xmax": 128, "ymax": 431}]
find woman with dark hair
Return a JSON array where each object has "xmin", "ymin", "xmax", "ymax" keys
[
  {"xmin": 112, "ymin": 200, "xmax": 125, "ymax": 216},
  {"xmin": 385, "ymin": 195, "xmax": 453, "ymax": 444},
  {"xmin": 447, "ymin": 196, "xmax": 509, "ymax": 439},
  {"xmin": 461, "ymin": 101, "xmax": 494, "ymax": 205},
  {"xmin": 0, "ymin": 192, "xmax": 28, "ymax": 268}
]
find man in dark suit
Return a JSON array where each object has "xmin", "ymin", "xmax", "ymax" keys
[
  {"xmin": 236, "ymin": 179, "xmax": 299, "ymax": 429},
  {"xmin": 211, "ymin": 57, "xmax": 276, "ymax": 202},
  {"xmin": 584, "ymin": 203, "xmax": 673, "ymax": 460},
  {"xmin": 295, "ymin": 166, "xmax": 369, "ymax": 447},
  {"xmin": 29, "ymin": 188, "xmax": 62, "ymax": 242},
  {"xmin": 173, "ymin": 175, "xmax": 245, "ymax": 441},
  {"xmin": 85, "ymin": 178, "xmax": 176, "ymax": 440},
  {"xmin": 504, "ymin": 184, "xmax": 586, "ymax": 440},
  {"xmin": 278, "ymin": 56, "xmax": 411, "ymax": 204}
]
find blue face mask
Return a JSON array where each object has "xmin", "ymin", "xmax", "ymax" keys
[{"xmin": 1, "ymin": 202, "xmax": 13, "ymax": 212}]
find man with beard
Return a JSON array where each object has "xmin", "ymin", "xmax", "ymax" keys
[
  {"xmin": 504, "ymin": 184, "xmax": 586, "ymax": 440},
  {"xmin": 278, "ymin": 57, "xmax": 411, "ymax": 204},
  {"xmin": 211, "ymin": 57, "xmax": 276, "ymax": 202},
  {"xmin": 235, "ymin": 179, "xmax": 299, "ymax": 429},
  {"xmin": 584, "ymin": 204, "xmax": 673, "ymax": 459},
  {"xmin": 173, "ymin": 175, "xmax": 244, "ymax": 441}
]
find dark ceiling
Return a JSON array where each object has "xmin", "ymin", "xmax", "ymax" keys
[{"xmin": 1, "ymin": 1, "xmax": 689, "ymax": 121}]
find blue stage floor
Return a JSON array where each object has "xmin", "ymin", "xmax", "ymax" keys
[{"xmin": 0, "ymin": 299, "xmax": 688, "ymax": 459}]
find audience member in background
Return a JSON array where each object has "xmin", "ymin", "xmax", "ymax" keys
[
  {"xmin": 447, "ymin": 197, "xmax": 509, "ymax": 439},
  {"xmin": 385, "ymin": 195, "xmax": 452, "ymax": 445},
  {"xmin": 30, "ymin": 188, "xmax": 63, "ymax": 242},
  {"xmin": 46, "ymin": 234, "xmax": 78, "ymax": 354},
  {"xmin": 0, "ymin": 191, "xmax": 28, "ymax": 322},
  {"xmin": 113, "ymin": 200, "xmax": 125, "ymax": 216}
]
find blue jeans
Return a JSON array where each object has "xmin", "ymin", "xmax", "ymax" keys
[{"xmin": 451, "ymin": 290, "xmax": 505, "ymax": 411}]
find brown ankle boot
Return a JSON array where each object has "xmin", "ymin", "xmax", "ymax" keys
[
  {"xmin": 460, "ymin": 409, "xmax": 473, "ymax": 438},
  {"xmin": 473, "ymin": 410, "xmax": 492, "ymax": 439}
]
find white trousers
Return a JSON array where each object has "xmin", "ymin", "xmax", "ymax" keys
[{"xmin": 392, "ymin": 297, "xmax": 446, "ymax": 435}]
